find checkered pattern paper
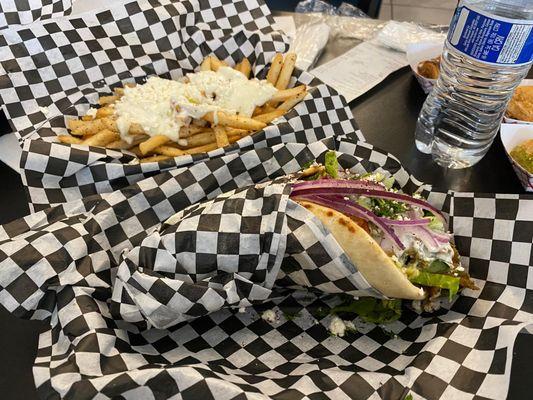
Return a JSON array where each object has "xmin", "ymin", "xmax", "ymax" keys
[
  {"xmin": 0, "ymin": 137, "xmax": 531, "ymax": 399},
  {"xmin": 0, "ymin": 0, "xmax": 72, "ymax": 29},
  {"xmin": 0, "ymin": 0, "xmax": 361, "ymax": 212}
]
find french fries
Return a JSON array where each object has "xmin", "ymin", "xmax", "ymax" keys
[
  {"xmin": 214, "ymin": 126, "xmax": 230, "ymax": 147},
  {"xmin": 253, "ymin": 109, "xmax": 285, "ymax": 124},
  {"xmin": 99, "ymin": 95, "xmax": 119, "ymax": 105},
  {"xmin": 209, "ymin": 55, "xmax": 227, "ymax": 72},
  {"xmin": 179, "ymin": 130, "xmax": 216, "ymax": 148},
  {"xmin": 59, "ymin": 52, "xmax": 307, "ymax": 163},
  {"xmin": 200, "ymin": 57, "xmax": 211, "ymax": 72},
  {"xmin": 96, "ymin": 107, "xmax": 114, "ymax": 119},
  {"xmin": 203, "ymin": 111, "xmax": 266, "ymax": 131},
  {"xmin": 139, "ymin": 135, "xmax": 170, "ymax": 155},
  {"xmin": 107, "ymin": 135, "xmax": 148, "ymax": 150},
  {"xmin": 278, "ymin": 90, "xmax": 307, "ymax": 112},
  {"xmin": 266, "ymin": 53, "xmax": 283, "ymax": 85},
  {"xmin": 270, "ymin": 85, "xmax": 306, "ymax": 103},
  {"xmin": 179, "ymin": 125, "xmax": 210, "ymax": 138},
  {"xmin": 235, "ymin": 58, "xmax": 251, "ymax": 78},
  {"xmin": 275, "ymin": 53, "xmax": 296, "ymax": 90},
  {"xmin": 155, "ymin": 142, "xmax": 219, "ymax": 157},
  {"xmin": 82, "ymin": 129, "xmax": 119, "ymax": 147},
  {"xmin": 58, "ymin": 135, "xmax": 82, "ymax": 144}
]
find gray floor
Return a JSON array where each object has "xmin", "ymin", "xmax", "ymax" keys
[{"xmin": 379, "ymin": 0, "xmax": 457, "ymax": 25}]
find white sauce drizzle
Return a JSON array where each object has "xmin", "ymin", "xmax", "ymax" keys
[{"xmin": 113, "ymin": 67, "xmax": 277, "ymax": 141}]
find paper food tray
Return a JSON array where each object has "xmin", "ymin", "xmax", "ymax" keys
[
  {"xmin": 0, "ymin": 136, "xmax": 531, "ymax": 400},
  {"xmin": 0, "ymin": 0, "xmax": 72, "ymax": 29},
  {"xmin": 406, "ymin": 41, "xmax": 443, "ymax": 95},
  {"xmin": 0, "ymin": 0, "xmax": 362, "ymax": 213}
]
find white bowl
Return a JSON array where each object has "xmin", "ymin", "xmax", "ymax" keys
[{"xmin": 500, "ymin": 123, "xmax": 533, "ymax": 192}]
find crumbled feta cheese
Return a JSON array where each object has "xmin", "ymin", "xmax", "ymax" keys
[
  {"xmin": 261, "ymin": 309, "xmax": 277, "ymax": 323},
  {"xmin": 85, "ymin": 107, "xmax": 97, "ymax": 118},
  {"xmin": 329, "ymin": 316, "xmax": 346, "ymax": 336},
  {"xmin": 328, "ymin": 316, "xmax": 356, "ymax": 337}
]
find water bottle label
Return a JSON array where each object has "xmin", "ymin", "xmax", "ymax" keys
[{"xmin": 448, "ymin": 5, "xmax": 533, "ymax": 65}]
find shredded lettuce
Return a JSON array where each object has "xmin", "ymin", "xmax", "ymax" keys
[
  {"xmin": 305, "ymin": 172, "xmax": 324, "ymax": 180},
  {"xmin": 324, "ymin": 151, "xmax": 338, "ymax": 178},
  {"xmin": 426, "ymin": 259, "xmax": 450, "ymax": 274},
  {"xmin": 302, "ymin": 160, "xmax": 314, "ymax": 169},
  {"xmin": 356, "ymin": 196, "xmax": 373, "ymax": 210},
  {"xmin": 332, "ymin": 298, "xmax": 402, "ymax": 324},
  {"xmin": 383, "ymin": 176, "xmax": 395, "ymax": 189},
  {"xmin": 409, "ymin": 271, "xmax": 460, "ymax": 300},
  {"xmin": 427, "ymin": 215, "xmax": 444, "ymax": 232}
]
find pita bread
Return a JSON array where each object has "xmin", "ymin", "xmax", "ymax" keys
[{"xmin": 297, "ymin": 200, "xmax": 425, "ymax": 300}]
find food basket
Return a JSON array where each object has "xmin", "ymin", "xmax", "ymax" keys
[
  {"xmin": 406, "ymin": 41, "xmax": 443, "ymax": 94},
  {"xmin": 0, "ymin": 0, "xmax": 72, "ymax": 29},
  {"xmin": 0, "ymin": 0, "xmax": 361, "ymax": 212},
  {"xmin": 0, "ymin": 136, "xmax": 531, "ymax": 400}
]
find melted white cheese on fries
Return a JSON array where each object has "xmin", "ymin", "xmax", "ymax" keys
[{"xmin": 114, "ymin": 67, "xmax": 277, "ymax": 142}]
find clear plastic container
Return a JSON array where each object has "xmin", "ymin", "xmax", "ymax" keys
[{"xmin": 415, "ymin": 0, "xmax": 533, "ymax": 168}]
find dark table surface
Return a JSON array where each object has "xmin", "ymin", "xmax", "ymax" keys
[{"xmin": 0, "ymin": 19, "xmax": 531, "ymax": 400}]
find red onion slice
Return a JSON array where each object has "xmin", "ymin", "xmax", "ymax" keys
[
  {"xmin": 415, "ymin": 226, "xmax": 440, "ymax": 250},
  {"xmin": 293, "ymin": 194, "xmax": 405, "ymax": 251},
  {"xmin": 291, "ymin": 180, "xmax": 445, "ymax": 222},
  {"xmin": 293, "ymin": 179, "xmax": 385, "ymax": 192},
  {"xmin": 431, "ymin": 230, "xmax": 452, "ymax": 243},
  {"xmin": 378, "ymin": 217, "xmax": 430, "ymax": 226}
]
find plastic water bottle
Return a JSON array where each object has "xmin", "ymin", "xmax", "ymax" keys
[{"xmin": 415, "ymin": 0, "xmax": 533, "ymax": 168}]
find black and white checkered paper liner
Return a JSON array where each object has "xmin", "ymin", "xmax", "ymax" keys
[
  {"xmin": 110, "ymin": 182, "xmax": 386, "ymax": 331},
  {"xmin": 0, "ymin": 137, "xmax": 531, "ymax": 399},
  {"xmin": 0, "ymin": 0, "xmax": 72, "ymax": 30},
  {"xmin": 0, "ymin": 0, "xmax": 361, "ymax": 212}
]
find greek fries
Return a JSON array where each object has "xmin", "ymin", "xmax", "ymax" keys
[
  {"xmin": 59, "ymin": 53, "xmax": 306, "ymax": 162},
  {"xmin": 213, "ymin": 126, "xmax": 230, "ymax": 147},
  {"xmin": 58, "ymin": 135, "xmax": 82, "ymax": 144},
  {"xmin": 139, "ymin": 135, "xmax": 170, "ymax": 155},
  {"xmin": 275, "ymin": 53, "xmax": 297, "ymax": 90},
  {"xmin": 235, "ymin": 58, "xmax": 251, "ymax": 79},
  {"xmin": 203, "ymin": 111, "xmax": 266, "ymax": 131},
  {"xmin": 253, "ymin": 109, "xmax": 285, "ymax": 124},
  {"xmin": 82, "ymin": 129, "xmax": 119, "ymax": 147},
  {"xmin": 266, "ymin": 53, "xmax": 283, "ymax": 85}
]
